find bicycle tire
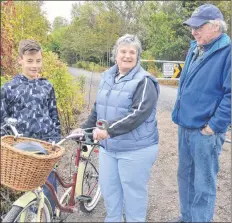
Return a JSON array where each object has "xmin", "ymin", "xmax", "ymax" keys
[
  {"xmin": 2, "ymin": 199, "xmax": 51, "ymax": 222},
  {"xmin": 79, "ymin": 145, "xmax": 101, "ymax": 213},
  {"xmin": 57, "ymin": 187, "xmax": 72, "ymax": 220}
]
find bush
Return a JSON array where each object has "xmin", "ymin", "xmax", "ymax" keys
[
  {"xmin": 41, "ymin": 51, "xmax": 85, "ymax": 134},
  {"xmin": 141, "ymin": 61, "xmax": 163, "ymax": 78},
  {"xmin": 157, "ymin": 78, "xmax": 179, "ymax": 87},
  {"xmin": 74, "ymin": 61, "xmax": 106, "ymax": 73},
  {"xmin": 0, "ymin": 75, "xmax": 11, "ymax": 87},
  {"xmin": 77, "ymin": 74, "xmax": 86, "ymax": 93}
]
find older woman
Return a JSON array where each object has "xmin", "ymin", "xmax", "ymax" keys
[{"xmin": 75, "ymin": 34, "xmax": 160, "ymax": 222}]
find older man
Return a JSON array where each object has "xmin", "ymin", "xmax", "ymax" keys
[{"xmin": 171, "ymin": 4, "xmax": 231, "ymax": 223}]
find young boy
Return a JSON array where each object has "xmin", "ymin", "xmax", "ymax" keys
[{"xmin": 0, "ymin": 39, "xmax": 60, "ymax": 213}]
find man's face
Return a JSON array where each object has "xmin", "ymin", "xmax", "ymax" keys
[
  {"xmin": 18, "ymin": 50, "xmax": 42, "ymax": 80},
  {"xmin": 190, "ymin": 22, "xmax": 220, "ymax": 45}
]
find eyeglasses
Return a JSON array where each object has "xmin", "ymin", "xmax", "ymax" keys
[{"xmin": 189, "ymin": 22, "xmax": 209, "ymax": 32}]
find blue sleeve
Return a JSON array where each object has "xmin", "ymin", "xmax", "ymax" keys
[{"xmin": 208, "ymin": 52, "xmax": 231, "ymax": 132}]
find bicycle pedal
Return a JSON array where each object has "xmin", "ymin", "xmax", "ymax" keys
[{"xmin": 76, "ymin": 195, "xmax": 92, "ymax": 203}]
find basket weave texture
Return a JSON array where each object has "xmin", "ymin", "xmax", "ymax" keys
[{"xmin": 1, "ymin": 135, "xmax": 65, "ymax": 191}]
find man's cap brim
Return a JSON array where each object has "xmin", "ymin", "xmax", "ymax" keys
[{"xmin": 183, "ymin": 17, "xmax": 207, "ymax": 27}]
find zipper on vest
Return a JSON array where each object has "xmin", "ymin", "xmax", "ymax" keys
[{"xmin": 104, "ymin": 88, "xmax": 112, "ymax": 151}]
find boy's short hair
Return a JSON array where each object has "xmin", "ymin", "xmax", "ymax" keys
[{"xmin": 18, "ymin": 39, "xmax": 42, "ymax": 58}]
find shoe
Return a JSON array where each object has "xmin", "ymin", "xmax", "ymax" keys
[{"xmin": 168, "ymin": 216, "xmax": 185, "ymax": 223}]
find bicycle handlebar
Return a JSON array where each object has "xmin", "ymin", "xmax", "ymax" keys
[{"xmin": 1, "ymin": 118, "xmax": 103, "ymax": 146}]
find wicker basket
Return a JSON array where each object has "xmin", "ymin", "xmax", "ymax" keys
[{"xmin": 0, "ymin": 135, "xmax": 65, "ymax": 191}]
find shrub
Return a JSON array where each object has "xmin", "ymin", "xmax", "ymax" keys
[
  {"xmin": 41, "ymin": 51, "xmax": 85, "ymax": 134},
  {"xmin": 74, "ymin": 61, "xmax": 106, "ymax": 73},
  {"xmin": 77, "ymin": 74, "xmax": 86, "ymax": 93}
]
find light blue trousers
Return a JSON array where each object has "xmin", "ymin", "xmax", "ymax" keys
[{"xmin": 99, "ymin": 144, "xmax": 158, "ymax": 222}]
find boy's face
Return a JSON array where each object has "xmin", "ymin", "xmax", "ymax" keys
[{"xmin": 18, "ymin": 50, "xmax": 42, "ymax": 80}]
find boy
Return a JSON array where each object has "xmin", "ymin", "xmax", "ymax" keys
[{"xmin": 1, "ymin": 39, "xmax": 61, "ymax": 213}]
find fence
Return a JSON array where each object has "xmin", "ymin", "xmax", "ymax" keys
[{"xmin": 141, "ymin": 59, "xmax": 185, "ymax": 79}]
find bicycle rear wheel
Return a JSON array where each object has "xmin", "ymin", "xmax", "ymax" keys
[
  {"xmin": 79, "ymin": 145, "xmax": 101, "ymax": 213},
  {"xmin": 2, "ymin": 199, "xmax": 51, "ymax": 222}
]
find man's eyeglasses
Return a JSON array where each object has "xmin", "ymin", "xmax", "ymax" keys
[{"xmin": 188, "ymin": 22, "xmax": 209, "ymax": 32}]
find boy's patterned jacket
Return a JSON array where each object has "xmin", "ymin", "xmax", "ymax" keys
[{"xmin": 1, "ymin": 74, "xmax": 61, "ymax": 142}]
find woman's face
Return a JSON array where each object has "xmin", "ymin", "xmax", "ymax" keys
[{"xmin": 116, "ymin": 44, "xmax": 137, "ymax": 74}]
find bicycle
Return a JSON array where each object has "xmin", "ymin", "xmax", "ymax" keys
[{"xmin": 1, "ymin": 118, "xmax": 105, "ymax": 222}]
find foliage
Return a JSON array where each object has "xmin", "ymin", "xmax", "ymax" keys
[
  {"xmin": 0, "ymin": 186, "xmax": 24, "ymax": 217},
  {"xmin": 1, "ymin": 0, "xmax": 17, "ymax": 77},
  {"xmin": 74, "ymin": 61, "xmax": 106, "ymax": 73},
  {"xmin": 41, "ymin": 51, "xmax": 85, "ymax": 134},
  {"xmin": 46, "ymin": 0, "xmax": 231, "ymax": 67},
  {"xmin": 158, "ymin": 79, "xmax": 179, "ymax": 87},
  {"xmin": 76, "ymin": 75, "xmax": 87, "ymax": 93},
  {"xmin": 45, "ymin": 26, "xmax": 68, "ymax": 58},
  {"xmin": 12, "ymin": 1, "xmax": 50, "ymax": 45},
  {"xmin": 1, "ymin": 1, "xmax": 50, "ymax": 77},
  {"xmin": 52, "ymin": 16, "xmax": 68, "ymax": 31},
  {"xmin": 0, "ymin": 76, "xmax": 11, "ymax": 88}
]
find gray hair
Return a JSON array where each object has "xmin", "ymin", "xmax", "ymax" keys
[
  {"xmin": 18, "ymin": 39, "xmax": 42, "ymax": 58},
  {"xmin": 111, "ymin": 34, "xmax": 142, "ymax": 63},
  {"xmin": 209, "ymin": 19, "xmax": 227, "ymax": 33}
]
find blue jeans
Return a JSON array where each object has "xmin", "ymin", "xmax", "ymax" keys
[
  {"xmin": 42, "ymin": 171, "xmax": 57, "ymax": 213},
  {"xmin": 99, "ymin": 144, "xmax": 158, "ymax": 222},
  {"xmin": 177, "ymin": 126, "xmax": 225, "ymax": 222}
]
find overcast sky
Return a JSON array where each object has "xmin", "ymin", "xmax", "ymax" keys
[{"xmin": 41, "ymin": 1, "xmax": 78, "ymax": 25}]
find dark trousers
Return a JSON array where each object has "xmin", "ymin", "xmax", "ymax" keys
[{"xmin": 42, "ymin": 171, "xmax": 57, "ymax": 213}]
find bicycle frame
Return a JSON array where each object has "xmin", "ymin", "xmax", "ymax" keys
[
  {"xmin": 1, "ymin": 118, "xmax": 104, "ymax": 222},
  {"xmin": 11, "ymin": 138, "xmax": 99, "ymax": 220}
]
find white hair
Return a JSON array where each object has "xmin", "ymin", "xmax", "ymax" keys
[
  {"xmin": 209, "ymin": 19, "xmax": 227, "ymax": 33},
  {"xmin": 111, "ymin": 34, "xmax": 142, "ymax": 63}
]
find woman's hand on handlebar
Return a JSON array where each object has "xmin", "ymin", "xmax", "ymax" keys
[
  {"xmin": 93, "ymin": 128, "xmax": 109, "ymax": 141},
  {"xmin": 70, "ymin": 128, "xmax": 85, "ymax": 140}
]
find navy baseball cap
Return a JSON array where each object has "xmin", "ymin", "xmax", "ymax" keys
[{"xmin": 183, "ymin": 4, "xmax": 224, "ymax": 27}]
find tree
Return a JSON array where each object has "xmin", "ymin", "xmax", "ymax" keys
[
  {"xmin": 1, "ymin": 1, "xmax": 50, "ymax": 77},
  {"xmin": 52, "ymin": 16, "xmax": 68, "ymax": 31}
]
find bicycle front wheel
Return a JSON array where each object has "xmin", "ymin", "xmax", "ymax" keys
[
  {"xmin": 2, "ymin": 199, "xmax": 51, "ymax": 222},
  {"xmin": 79, "ymin": 145, "xmax": 101, "ymax": 213}
]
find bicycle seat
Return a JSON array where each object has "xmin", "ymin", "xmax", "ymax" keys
[{"xmin": 14, "ymin": 141, "xmax": 49, "ymax": 155}]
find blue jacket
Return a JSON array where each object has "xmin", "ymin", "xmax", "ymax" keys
[
  {"xmin": 1, "ymin": 74, "xmax": 61, "ymax": 142},
  {"xmin": 96, "ymin": 63, "xmax": 159, "ymax": 152},
  {"xmin": 172, "ymin": 33, "xmax": 231, "ymax": 133}
]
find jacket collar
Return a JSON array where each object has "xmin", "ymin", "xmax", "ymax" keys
[
  {"xmin": 190, "ymin": 33, "xmax": 231, "ymax": 52},
  {"xmin": 104, "ymin": 62, "xmax": 142, "ymax": 85}
]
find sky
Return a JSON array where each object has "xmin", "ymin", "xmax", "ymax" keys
[{"xmin": 41, "ymin": 1, "xmax": 78, "ymax": 25}]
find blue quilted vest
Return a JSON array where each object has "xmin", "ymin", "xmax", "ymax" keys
[{"xmin": 96, "ymin": 63, "xmax": 160, "ymax": 152}]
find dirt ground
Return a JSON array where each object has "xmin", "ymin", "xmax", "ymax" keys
[{"xmin": 57, "ymin": 78, "xmax": 231, "ymax": 222}]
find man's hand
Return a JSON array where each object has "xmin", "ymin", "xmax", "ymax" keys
[
  {"xmin": 93, "ymin": 128, "xmax": 109, "ymax": 141},
  {"xmin": 201, "ymin": 125, "xmax": 215, "ymax": 135}
]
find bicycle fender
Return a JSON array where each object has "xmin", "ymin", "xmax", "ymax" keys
[
  {"xmin": 13, "ymin": 191, "xmax": 37, "ymax": 207},
  {"xmin": 75, "ymin": 145, "xmax": 93, "ymax": 195}
]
